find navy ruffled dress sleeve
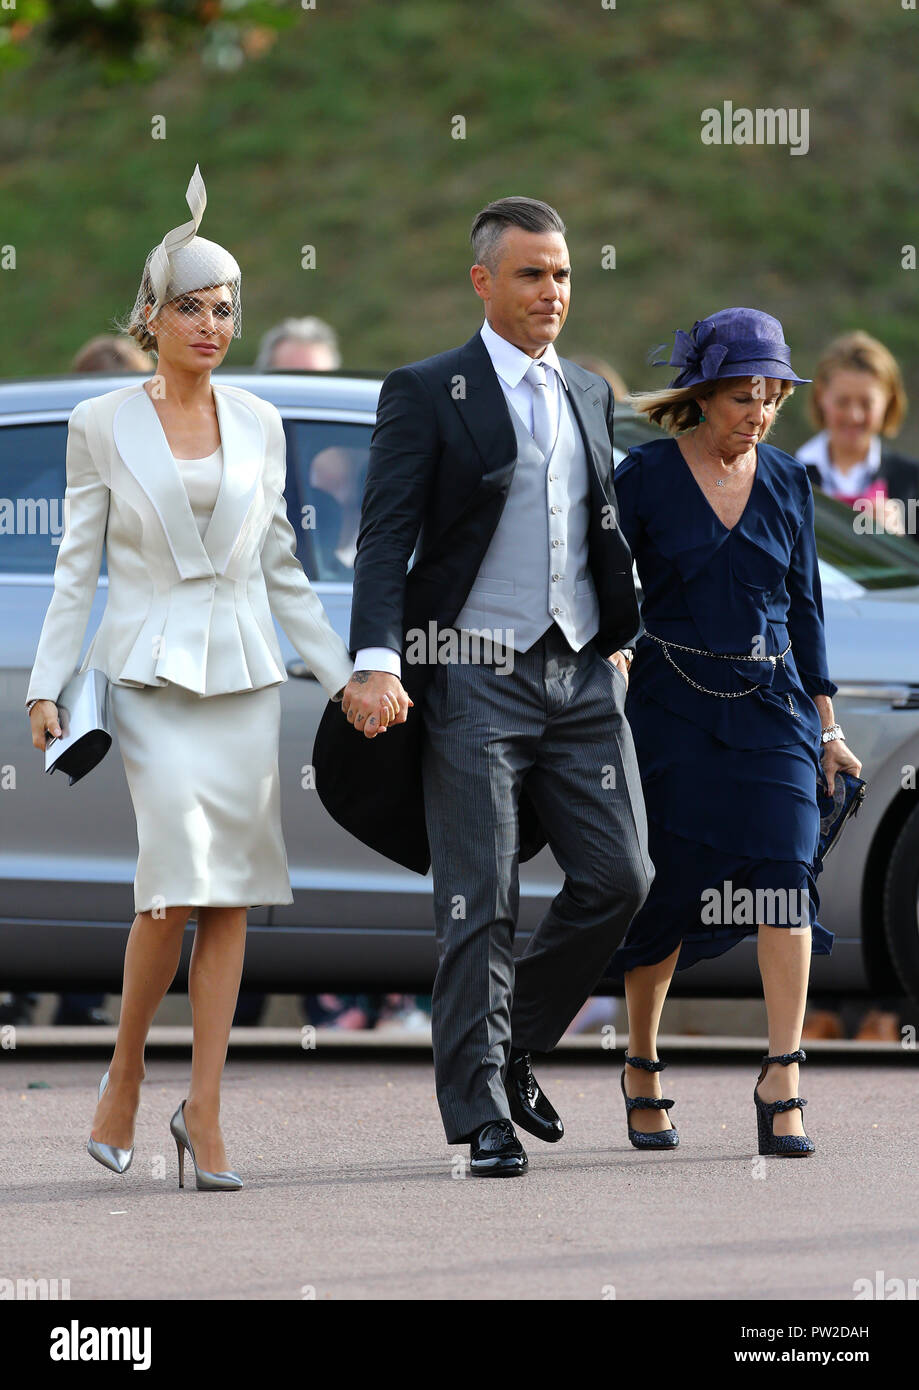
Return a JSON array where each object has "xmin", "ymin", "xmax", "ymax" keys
[{"xmin": 786, "ymin": 480, "xmax": 838, "ymax": 700}]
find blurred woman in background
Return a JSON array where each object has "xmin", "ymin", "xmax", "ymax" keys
[{"xmin": 796, "ymin": 331, "xmax": 919, "ymax": 544}]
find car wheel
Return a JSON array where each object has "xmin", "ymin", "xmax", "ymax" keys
[{"xmin": 882, "ymin": 803, "xmax": 919, "ymax": 1009}]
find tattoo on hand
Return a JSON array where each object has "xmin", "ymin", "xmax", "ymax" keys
[{"xmin": 351, "ymin": 672, "xmax": 371, "ymax": 685}]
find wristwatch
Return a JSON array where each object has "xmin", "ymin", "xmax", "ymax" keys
[{"xmin": 821, "ymin": 723, "xmax": 845, "ymax": 745}]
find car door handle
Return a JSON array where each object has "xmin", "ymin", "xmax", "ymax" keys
[{"xmin": 286, "ymin": 659, "xmax": 318, "ymax": 680}]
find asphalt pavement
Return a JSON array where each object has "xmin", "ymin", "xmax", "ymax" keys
[{"xmin": 1, "ymin": 1047, "xmax": 915, "ymax": 1301}]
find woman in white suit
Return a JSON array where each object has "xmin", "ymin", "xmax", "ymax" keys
[{"xmin": 27, "ymin": 167, "xmax": 355, "ymax": 1190}]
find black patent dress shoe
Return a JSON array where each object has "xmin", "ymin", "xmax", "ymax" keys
[
  {"xmin": 505, "ymin": 1049, "xmax": 564, "ymax": 1142},
  {"xmin": 468, "ymin": 1119, "xmax": 528, "ymax": 1177}
]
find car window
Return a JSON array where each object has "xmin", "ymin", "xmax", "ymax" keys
[
  {"xmin": 0, "ymin": 423, "xmax": 78, "ymax": 575},
  {"xmin": 282, "ymin": 419, "xmax": 372, "ymax": 581},
  {"xmin": 813, "ymin": 490, "xmax": 919, "ymax": 591},
  {"xmin": 0, "ymin": 420, "xmax": 111, "ymax": 578}
]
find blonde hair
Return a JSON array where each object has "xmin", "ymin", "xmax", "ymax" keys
[
  {"xmin": 809, "ymin": 331, "xmax": 907, "ymax": 437},
  {"xmin": 629, "ymin": 377, "xmax": 794, "ymax": 435},
  {"xmin": 113, "ymin": 261, "xmax": 161, "ymax": 355}
]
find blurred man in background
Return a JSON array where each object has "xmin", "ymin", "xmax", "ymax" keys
[{"xmin": 255, "ymin": 316, "xmax": 341, "ymax": 371}]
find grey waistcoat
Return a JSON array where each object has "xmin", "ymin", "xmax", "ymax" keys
[{"xmin": 453, "ymin": 380, "xmax": 600, "ymax": 653}]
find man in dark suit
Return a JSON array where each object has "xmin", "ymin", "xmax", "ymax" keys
[{"xmin": 313, "ymin": 197, "xmax": 653, "ymax": 1176}]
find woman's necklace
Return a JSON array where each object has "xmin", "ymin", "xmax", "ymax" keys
[{"xmin": 693, "ymin": 427, "xmax": 754, "ymax": 486}]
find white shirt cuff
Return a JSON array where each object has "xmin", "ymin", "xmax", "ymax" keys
[{"xmin": 353, "ymin": 647, "xmax": 402, "ymax": 679}]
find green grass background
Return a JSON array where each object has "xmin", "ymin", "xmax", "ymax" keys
[{"xmin": 1, "ymin": 0, "xmax": 918, "ymax": 454}]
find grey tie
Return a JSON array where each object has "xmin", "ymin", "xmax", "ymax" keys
[{"xmin": 525, "ymin": 359, "xmax": 554, "ymax": 458}]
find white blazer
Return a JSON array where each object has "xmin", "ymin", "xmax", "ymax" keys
[{"xmin": 27, "ymin": 381, "xmax": 354, "ymax": 704}]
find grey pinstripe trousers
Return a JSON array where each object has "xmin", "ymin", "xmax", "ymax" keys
[{"xmin": 420, "ymin": 624, "xmax": 654, "ymax": 1143}]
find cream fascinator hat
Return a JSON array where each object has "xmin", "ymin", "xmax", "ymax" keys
[{"xmin": 127, "ymin": 164, "xmax": 241, "ymax": 350}]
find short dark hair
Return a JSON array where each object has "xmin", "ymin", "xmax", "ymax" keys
[{"xmin": 470, "ymin": 197, "xmax": 566, "ymax": 272}]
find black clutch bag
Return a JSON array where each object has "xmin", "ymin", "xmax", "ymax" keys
[{"xmin": 816, "ymin": 768, "xmax": 867, "ymax": 861}]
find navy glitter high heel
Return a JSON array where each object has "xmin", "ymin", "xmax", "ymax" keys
[
  {"xmin": 754, "ymin": 1048, "xmax": 815, "ymax": 1157},
  {"xmin": 621, "ymin": 1054, "xmax": 679, "ymax": 1149}
]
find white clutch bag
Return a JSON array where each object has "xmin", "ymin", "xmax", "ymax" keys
[{"xmin": 44, "ymin": 668, "xmax": 112, "ymax": 785}]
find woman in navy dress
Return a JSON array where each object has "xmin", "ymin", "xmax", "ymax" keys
[{"xmin": 609, "ymin": 309, "xmax": 862, "ymax": 1156}]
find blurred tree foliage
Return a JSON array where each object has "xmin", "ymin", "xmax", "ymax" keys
[
  {"xmin": 2, "ymin": 0, "xmax": 918, "ymax": 459},
  {"xmin": 0, "ymin": 0, "xmax": 294, "ymax": 77}
]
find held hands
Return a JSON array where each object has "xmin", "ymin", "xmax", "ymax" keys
[
  {"xmin": 29, "ymin": 699, "xmax": 62, "ymax": 751},
  {"xmin": 821, "ymin": 738, "xmax": 862, "ymax": 797},
  {"xmin": 341, "ymin": 671, "xmax": 413, "ymax": 740}
]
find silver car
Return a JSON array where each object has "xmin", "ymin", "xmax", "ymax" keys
[{"xmin": 3, "ymin": 372, "xmax": 919, "ymax": 1004}]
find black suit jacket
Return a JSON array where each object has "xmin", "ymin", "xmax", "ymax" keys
[{"xmin": 312, "ymin": 330, "xmax": 641, "ymax": 874}]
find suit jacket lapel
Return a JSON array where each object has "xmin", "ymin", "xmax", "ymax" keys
[
  {"xmin": 112, "ymin": 385, "xmax": 264, "ymax": 580},
  {"xmin": 448, "ymin": 333, "xmax": 517, "ymax": 488},
  {"xmin": 557, "ymin": 359, "xmax": 613, "ymax": 491},
  {"xmin": 204, "ymin": 386, "xmax": 266, "ymax": 575}
]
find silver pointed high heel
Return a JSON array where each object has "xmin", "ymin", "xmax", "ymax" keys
[
  {"xmin": 169, "ymin": 1100, "xmax": 242, "ymax": 1192},
  {"xmin": 87, "ymin": 1071, "xmax": 134, "ymax": 1175}
]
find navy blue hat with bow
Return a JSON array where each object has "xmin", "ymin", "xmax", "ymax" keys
[{"xmin": 654, "ymin": 307, "xmax": 810, "ymax": 389}]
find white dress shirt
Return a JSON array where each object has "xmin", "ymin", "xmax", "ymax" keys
[
  {"xmin": 353, "ymin": 320, "xmax": 569, "ymax": 678},
  {"xmin": 796, "ymin": 430, "xmax": 882, "ymax": 498}
]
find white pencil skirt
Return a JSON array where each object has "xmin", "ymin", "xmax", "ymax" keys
[{"xmin": 109, "ymin": 681, "xmax": 293, "ymax": 914}]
